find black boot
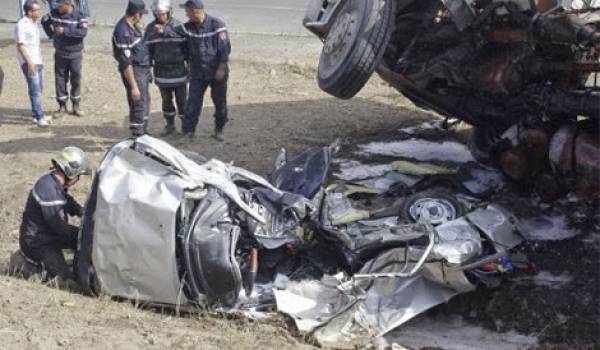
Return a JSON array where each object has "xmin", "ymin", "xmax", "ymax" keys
[
  {"xmin": 53, "ymin": 104, "xmax": 67, "ymax": 119},
  {"xmin": 212, "ymin": 127, "xmax": 224, "ymax": 142},
  {"xmin": 160, "ymin": 124, "xmax": 176, "ymax": 137},
  {"xmin": 72, "ymin": 101, "xmax": 84, "ymax": 117}
]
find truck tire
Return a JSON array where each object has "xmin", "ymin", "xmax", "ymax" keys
[{"xmin": 317, "ymin": 0, "xmax": 395, "ymax": 99}]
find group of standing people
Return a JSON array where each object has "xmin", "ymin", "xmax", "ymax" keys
[
  {"xmin": 113, "ymin": 0, "xmax": 231, "ymax": 140},
  {"xmin": 15, "ymin": 0, "xmax": 231, "ymax": 141},
  {"xmin": 15, "ymin": 0, "xmax": 87, "ymax": 127}
]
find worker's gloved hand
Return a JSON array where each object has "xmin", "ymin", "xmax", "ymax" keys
[{"xmin": 65, "ymin": 194, "xmax": 83, "ymax": 217}]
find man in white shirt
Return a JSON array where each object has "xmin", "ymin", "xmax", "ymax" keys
[{"xmin": 15, "ymin": 0, "xmax": 51, "ymax": 127}]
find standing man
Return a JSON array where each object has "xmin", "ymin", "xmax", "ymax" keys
[
  {"xmin": 42, "ymin": 0, "xmax": 88, "ymax": 118},
  {"xmin": 19, "ymin": 146, "xmax": 91, "ymax": 283},
  {"xmin": 178, "ymin": 0, "xmax": 230, "ymax": 142},
  {"xmin": 145, "ymin": 0, "xmax": 188, "ymax": 136},
  {"xmin": 15, "ymin": 0, "xmax": 51, "ymax": 127},
  {"xmin": 112, "ymin": 0, "xmax": 151, "ymax": 137}
]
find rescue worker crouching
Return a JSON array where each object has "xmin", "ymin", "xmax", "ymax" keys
[
  {"xmin": 41, "ymin": 0, "xmax": 88, "ymax": 118},
  {"xmin": 18, "ymin": 147, "xmax": 91, "ymax": 286},
  {"xmin": 112, "ymin": 0, "xmax": 151, "ymax": 138},
  {"xmin": 178, "ymin": 0, "xmax": 231, "ymax": 142},
  {"xmin": 145, "ymin": 0, "xmax": 188, "ymax": 137}
]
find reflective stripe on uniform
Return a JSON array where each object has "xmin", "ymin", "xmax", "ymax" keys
[
  {"xmin": 32, "ymin": 189, "xmax": 67, "ymax": 207},
  {"xmin": 113, "ymin": 37, "xmax": 142, "ymax": 49},
  {"xmin": 51, "ymin": 17, "xmax": 88, "ymax": 25},
  {"xmin": 155, "ymin": 76, "xmax": 188, "ymax": 84},
  {"xmin": 180, "ymin": 26, "xmax": 227, "ymax": 39},
  {"xmin": 145, "ymin": 37, "xmax": 186, "ymax": 45}
]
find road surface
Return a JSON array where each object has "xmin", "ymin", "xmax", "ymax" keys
[{"xmin": 1, "ymin": 0, "xmax": 312, "ymax": 36}]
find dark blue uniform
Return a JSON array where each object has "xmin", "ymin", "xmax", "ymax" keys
[
  {"xmin": 145, "ymin": 17, "xmax": 188, "ymax": 128},
  {"xmin": 41, "ymin": 8, "xmax": 87, "ymax": 107},
  {"xmin": 112, "ymin": 17, "xmax": 151, "ymax": 137},
  {"xmin": 19, "ymin": 173, "xmax": 82, "ymax": 281},
  {"xmin": 177, "ymin": 15, "xmax": 231, "ymax": 134},
  {"xmin": 47, "ymin": 0, "xmax": 91, "ymax": 17}
]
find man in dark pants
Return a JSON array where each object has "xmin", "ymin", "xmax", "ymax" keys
[
  {"xmin": 178, "ymin": 0, "xmax": 230, "ymax": 142},
  {"xmin": 145, "ymin": 0, "xmax": 188, "ymax": 136},
  {"xmin": 19, "ymin": 146, "xmax": 91, "ymax": 283},
  {"xmin": 41, "ymin": 0, "xmax": 88, "ymax": 118},
  {"xmin": 112, "ymin": 0, "xmax": 151, "ymax": 137}
]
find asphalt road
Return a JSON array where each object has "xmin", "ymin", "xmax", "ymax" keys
[{"xmin": 1, "ymin": 0, "xmax": 312, "ymax": 36}]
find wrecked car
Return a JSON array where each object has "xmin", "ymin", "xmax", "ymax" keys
[
  {"xmin": 64, "ymin": 136, "xmax": 529, "ymax": 347},
  {"xmin": 303, "ymin": 0, "xmax": 600, "ymax": 199}
]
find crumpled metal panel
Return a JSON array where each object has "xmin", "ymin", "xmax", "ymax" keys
[
  {"xmin": 276, "ymin": 246, "xmax": 468, "ymax": 348},
  {"xmin": 133, "ymin": 136, "xmax": 268, "ymax": 223},
  {"xmin": 313, "ymin": 275, "xmax": 459, "ymax": 348},
  {"xmin": 93, "ymin": 147, "xmax": 190, "ymax": 304},
  {"xmin": 183, "ymin": 188, "xmax": 242, "ymax": 306},
  {"xmin": 432, "ymin": 217, "xmax": 483, "ymax": 265},
  {"xmin": 276, "ymin": 206, "xmax": 530, "ymax": 345},
  {"xmin": 92, "ymin": 135, "xmax": 276, "ymax": 304},
  {"xmin": 274, "ymin": 276, "xmax": 355, "ymax": 333},
  {"xmin": 466, "ymin": 204, "xmax": 523, "ymax": 250}
]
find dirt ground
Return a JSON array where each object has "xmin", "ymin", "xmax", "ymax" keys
[{"xmin": 0, "ymin": 27, "xmax": 598, "ymax": 350}]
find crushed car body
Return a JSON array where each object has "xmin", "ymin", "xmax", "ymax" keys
[
  {"xmin": 303, "ymin": 0, "xmax": 600, "ymax": 200},
  {"xmin": 72, "ymin": 136, "xmax": 529, "ymax": 347}
]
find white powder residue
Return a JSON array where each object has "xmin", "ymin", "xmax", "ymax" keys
[
  {"xmin": 384, "ymin": 314, "xmax": 538, "ymax": 350},
  {"xmin": 532, "ymin": 271, "xmax": 574, "ymax": 289},
  {"xmin": 358, "ymin": 139, "xmax": 475, "ymax": 163},
  {"xmin": 520, "ymin": 215, "xmax": 579, "ymax": 241},
  {"xmin": 334, "ymin": 160, "xmax": 391, "ymax": 181},
  {"xmin": 462, "ymin": 167, "xmax": 505, "ymax": 194},
  {"xmin": 398, "ymin": 121, "xmax": 444, "ymax": 135}
]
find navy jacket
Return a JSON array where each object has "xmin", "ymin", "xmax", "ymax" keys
[
  {"xmin": 112, "ymin": 17, "xmax": 150, "ymax": 71},
  {"xmin": 19, "ymin": 173, "xmax": 81, "ymax": 251},
  {"xmin": 41, "ymin": 8, "xmax": 88, "ymax": 59},
  {"xmin": 145, "ymin": 17, "xmax": 188, "ymax": 87},
  {"xmin": 48, "ymin": 0, "xmax": 91, "ymax": 17},
  {"xmin": 177, "ymin": 15, "xmax": 230, "ymax": 80}
]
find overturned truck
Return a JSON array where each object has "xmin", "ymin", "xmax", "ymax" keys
[
  {"xmin": 303, "ymin": 0, "xmax": 600, "ymax": 199},
  {"xmin": 74, "ymin": 136, "xmax": 528, "ymax": 347}
]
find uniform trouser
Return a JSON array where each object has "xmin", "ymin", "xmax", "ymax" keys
[
  {"xmin": 159, "ymin": 84, "xmax": 187, "ymax": 126},
  {"xmin": 120, "ymin": 66, "xmax": 151, "ymax": 137},
  {"xmin": 21, "ymin": 234, "xmax": 78, "ymax": 281},
  {"xmin": 182, "ymin": 75, "xmax": 228, "ymax": 133},
  {"xmin": 55, "ymin": 54, "xmax": 82, "ymax": 106}
]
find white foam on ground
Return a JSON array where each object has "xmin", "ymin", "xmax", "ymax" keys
[
  {"xmin": 384, "ymin": 315, "xmax": 537, "ymax": 350},
  {"xmin": 532, "ymin": 271, "xmax": 574, "ymax": 289},
  {"xmin": 462, "ymin": 167, "xmax": 505, "ymax": 194},
  {"xmin": 398, "ymin": 121, "xmax": 444, "ymax": 135},
  {"xmin": 334, "ymin": 160, "xmax": 392, "ymax": 181},
  {"xmin": 520, "ymin": 215, "xmax": 579, "ymax": 241},
  {"xmin": 358, "ymin": 139, "xmax": 475, "ymax": 163},
  {"xmin": 358, "ymin": 172, "xmax": 421, "ymax": 191},
  {"xmin": 334, "ymin": 160, "xmax": 421, "ymax": 190}
]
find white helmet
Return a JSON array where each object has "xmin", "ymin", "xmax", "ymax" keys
[
  {"xmin": 52, "ymin": 146, "xmax": 92, "ymax": 179},
  {"xmin": 151, "ymin": 0, "xmax": 172, "ymax": 14}
]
